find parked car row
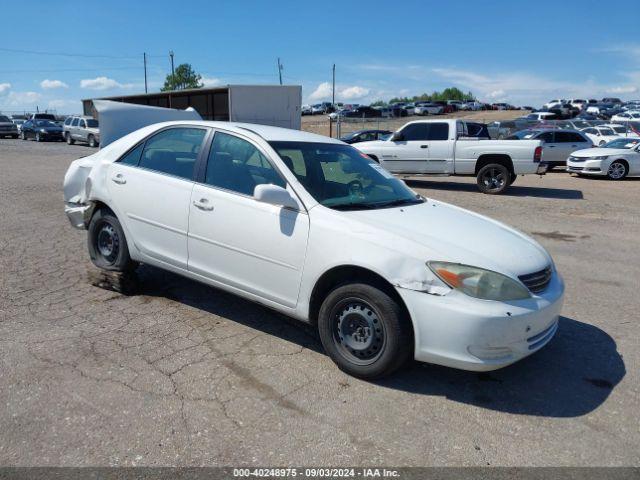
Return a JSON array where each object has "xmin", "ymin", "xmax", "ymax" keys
[{"xmin": 1, "ymin": 112, "xmax": 101, "ymax": 148}]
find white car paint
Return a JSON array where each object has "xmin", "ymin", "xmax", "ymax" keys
[
  {"xmin": 567, "ymin": 143, "xmax": 640, "ymax": 178},
  {"xmin": 580, "ymin": 126, "xmax": 619, "ymax": 146},
  {"xmin": 354, "ymin": 119, "xmax": 545, "ymax": 179},
  {"xmin": 63, "ymin": 121, "xmax": 563, "ymax": 374},
  {"xmin": 611, "ymin": 111, "xmax": 640, "ymax": 123},
  {"xmin": 414, "ymin": 103, "xmax": 444, "ymax": 115}
]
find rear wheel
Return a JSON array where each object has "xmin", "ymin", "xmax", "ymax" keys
[
  {"xmin": 318, "ymin": 283, "xmax": 412, "ymax": 379},
  {"xmin": 606, "ymin": 161, "xmax": 628, "ymax": 180},
  {"xmin": 20, "ymin": 131, "xmax": 26, "ymax": 140},
  {"xmin": 508, "ymin": 173, "xmax": 518, "ymax": 185},
  {"xmin": 88, "ymin": 209, "xmax": 137, "ymax": 272},
  {"xmin": 88, "ymin": 134, "xmax": 97, "ymax": 148},
  {"xmin": 477, "ymin": 163, "xmax": 510, "ymax": 194}
]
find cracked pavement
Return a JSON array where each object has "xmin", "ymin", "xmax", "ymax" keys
[{"xmin": 0, "ymin": 139, "xmax": 638, "ymax": 466}]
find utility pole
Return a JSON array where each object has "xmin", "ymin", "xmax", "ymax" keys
[
  {"xmin": 277, "ymin": 58, "xmax": 283, "ymax": 85},
  {"xmin": 169, "ymin": 50, "xmax": 175, "ymax": 87},
  {"xmin": 143, "ymin": 52, "xmax": 148, "ymax": 94},
  {"xmin": 332, "ymin": 63, "xmax": 336, "ymax": 106}
]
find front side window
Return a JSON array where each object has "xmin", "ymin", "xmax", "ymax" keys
[
  {"xmin": 269, "ymin": 141, "xmax": 423, "ymax": 210},
  {"xmin": 538, "ymin": 132, "xmax": 555, "ymax": 142},
  {"xmin": 79, "ymin": 120, "xmax": 86, "ymax": 128},
  {"xmin": 71, "ymin": 118, "xmax": 79, "ymax": 127},
  {"xmin": 205, "ymin": 132, "xmax": 285, "ymax": 196},
  {"xmin": 138, "ymin": 127, "xmax": 206, "ymax": 180},
  {"xmin": 399, "ymin": 123, "xmax": 429, "ymax": 141}
]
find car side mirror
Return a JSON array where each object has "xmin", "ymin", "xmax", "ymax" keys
[
  {"xmin": 391, "ymin": 132, "xmax": 404, "ymax": 142},
  {"xmin": 254, "ymin": 184, "xmax": 298, "ymax": 210}
]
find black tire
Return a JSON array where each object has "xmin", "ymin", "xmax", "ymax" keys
[
  {"xmin": 20, "ymin": 131, "xmax": 26, "ymax": 140},
  {"xmin": 318, "ymin": 283, "xmax": 413, "ymax": 379},
  {"xmin": 476, "ymin": 163, "xmax": 511, "ymax": 194},
  {"xmin": 88, "ymin": 134, "xmax": 97, "ymax": 148},
  {"xmin": 35, "ymin": 132, "xmax": 41, "ymax": 142},
  {"xmin": 508, "ymin": 173, "xmax": 517, "ymax": 185},
  {"xmin": 66, "ymin": 133, "xmax": 75, "ymax": 145},
  {"xmin": 87, "ymin": 209, "xmax": 136, "ymax": 272},
  {"xmin": 606, "ymin": 160, "xmax": 628, "ymax": 180}
]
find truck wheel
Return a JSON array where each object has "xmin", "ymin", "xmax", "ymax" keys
[
  {"xmin": 477, "ymin": 163, "xmax": 510, "ymax": 194},
  {"xmin": 88, "ymin": 209, "xmax": 137, "ymax": 272},
  {"xmin": 317, "ymin": 283, "xmax": 413, "ymax": 379},
  {"xmin": 66, "ymin": 133, "xmax": 75, "ymax": 145},
  {"xmin": 88, "ymin": 134, "xmax": 98, "ymax": 148},
  {"xmin": 508, "ymin": 173, "xmax": 517, "ymax": 185}
]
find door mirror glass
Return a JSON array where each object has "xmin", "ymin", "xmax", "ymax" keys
[
  {"xmin": 253, "ymin": 184, "xmax": 298, "ymax": 210},
  {"xmin": 391, "ymin": 132, "xmax": 404, "ymax": 142}
]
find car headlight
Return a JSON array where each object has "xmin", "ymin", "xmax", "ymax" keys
[
  {"xmin": 427, "ymin": 261, "xmax": 531, "ymax": 301},
  {"xmin": 39, "ymin": 129, "xmax": 48, "ymax": 133},
  {"xmin": 590, "ymin": 156, "xmax": 608, "ymax": 160}
]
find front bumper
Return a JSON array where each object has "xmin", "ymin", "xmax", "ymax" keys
[
  {"xmin": 567, "ymin": 159, "xmax": 604, "ymax": 175},
  {"xmin": 397, "ymin": 271, "xmax": 564, "ymax": 371}
]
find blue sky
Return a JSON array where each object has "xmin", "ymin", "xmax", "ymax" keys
[{"xmin": 1, "ymin": 0, "xmax": 639, "ymax": 113}]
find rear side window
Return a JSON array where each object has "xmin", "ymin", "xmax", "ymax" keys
[
  {"xmin": 64, "ymin": 117, "xmax": 72, "ymax": 126},
  {"xmin": 79, "ymin": 119, "xmax": 86, "ymax": 128},
  {"xmin": 118, "ymin": 143, "xmax": 144, "ymax": 166},
  {"xmin": 138, "ymin": 127, "xmax": 206, "ymax": 180},
  {"xmin": 426, "ymin": 123, "xmax": 449, "ymax": 140},
  {"xmin": 538, "ymin": 132, "xmax": 555, "ymax": 142},
  {"xmin": 205, "ymin": 132, "xmax": 285, "ymax": 196},
  {"xmin": 555, "ymin": 132, "xmax": 585, "ymax": 142},
  {"xmin": 71, "ymin": 118, "xmax": 79, "ymax": 127}
]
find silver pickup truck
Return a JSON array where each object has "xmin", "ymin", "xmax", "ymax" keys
[{"xmin": 354, "ymin": 119, "xmax": 546, "ymax": 194}]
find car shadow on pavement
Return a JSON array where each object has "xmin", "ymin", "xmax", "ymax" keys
[
  {"xmin": 404, "ymin": 179, "xmax": 584, "ymax": 199},
  {"xmin": 125, "ymin": 267, "xmax": 623, "ymax": 418},
  {"xmin": 376, "ymin": 316, "xmax": 625, "ymax": 418}
]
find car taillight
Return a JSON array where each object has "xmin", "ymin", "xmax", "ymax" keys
[{"xmin": 534, "ymin": 146, "xmax": 542, "ymax": 162}]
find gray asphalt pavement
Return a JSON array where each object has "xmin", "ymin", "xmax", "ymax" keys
[{"xmin": 0, "ymin": 138, "xmax": 637, "ymax": 466}]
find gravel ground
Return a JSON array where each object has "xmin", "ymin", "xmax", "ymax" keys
[{"xmin": 0, "ymin": 138, "xmax": 638, "ymax": 467}]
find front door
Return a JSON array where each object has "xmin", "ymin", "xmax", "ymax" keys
[
  {"xmin": 379, "ymin": 123, "xmax": 431, "ymax": 173},
  {"xmin": 187, "ymin": 130, "xmax": 309, "ymax": 308},
  {"xmin": 107, "ymin": 126, "xmax": 208, "ymax": 269}
]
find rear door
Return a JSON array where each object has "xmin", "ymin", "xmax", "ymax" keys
[
  {"xmin": 537, "ymin": 131, "xmax": 562, "ymax": 164},
  {"xmin": 106, "ymin": 126, "xmax": 209, "ymax": 269},
  {"xmin": 555, "ymin": 131, "xmax": 592, "ymax": 158}
]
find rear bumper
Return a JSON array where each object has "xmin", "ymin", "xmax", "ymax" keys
[
  {"xmin": 64, "ymin": 202, "xmax": 92, "ymax": 229},
  {"xmin": 536, "ymin": 162, "xmax": 548, "ymax": 174},
  {"xmin": 397, "ymin": 271, "xmax": 564, "ymax": 371}
]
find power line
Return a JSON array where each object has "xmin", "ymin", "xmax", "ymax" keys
[{"xmin": 0, "ymin": 47, "xmax": 141, "ymax": 59}]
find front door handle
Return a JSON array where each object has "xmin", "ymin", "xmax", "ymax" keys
[
  {"xmin": 548, "ymin": 145, "xmax": 556, "ymax": 148},
  {"xmin": 420, "ymin": 145, "xmax": 428, "ymax": 148},
  {"xmin": 111, "ymin": 174, "xmax": 126, "ymax": 184},
  {"xmin": 193, "ymin": 199, "xmax": 214, "ymax": 211}
]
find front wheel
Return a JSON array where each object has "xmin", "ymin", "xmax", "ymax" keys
[
  {"xmin": 88, "ymin": 134, "xmax": 98, "ymax": 148},
  {"xmin": 20, "ymin": 131, "xmax": 26, "ymax": 140},
  {"xmin": 35, "ymin": 132, "xmax": 42, "ymax": 142},
  {"xmin": 477, "ymin": 163, "xmax": 510, "ymax": 194},
  {"xmin": 318, "ymin": 283, "xmax": 413, "ymax": 379},
  {"xmin": 66, "ymin": 133, "xmax": 75, "ymax": 145},
  {"xmin": 606, "ymin": 161, "xmax": 628, "ymax": 180},
  {"xmin": 88, "ymin": 209, "xmax": 137, "ymax": 271}
]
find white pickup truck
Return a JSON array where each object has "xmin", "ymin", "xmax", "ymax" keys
[{"xmin": 354, "ymin": 119, "xmax": 546, "ymax": 194}]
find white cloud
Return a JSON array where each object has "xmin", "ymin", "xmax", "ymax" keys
[
  {"xmin": 308, "ymin": 82, "xmax": 333, "ymax": 101},
  {"xmin": 341, "ymin": 85, "xmax": 370, "ymax": 100},
  {"xmin": 80, "ymin": 76, "xmax": 131, "ymax": 90},
  {"xmin": 487, "ymin": 89, "xmax": 506, "ymax": 99},
  {"xmin": 606, "ymin": 86, "xmax": 638, "ymax": 94},
  {"xmin": 3, "ymin": 91, "xmax": 42, "ymax": 107},
  {"xmin": 308, "ymin": 82, "xmax": 371, "ymax": 102},
  {"xmin": 201, "ymin": 76, "xmax": 222, "ymax": 87},
  {"xmin": 0, "ymin": 82, "xmax": 10, "ymax": 96},
  {"xmin": 40, "ymin": 79, "xmax": 68, "ymax": 90}
]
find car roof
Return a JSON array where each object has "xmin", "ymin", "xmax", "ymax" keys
[{"xmin": 156, "ymin": 121, "xmax": 344, "ymax": 144}]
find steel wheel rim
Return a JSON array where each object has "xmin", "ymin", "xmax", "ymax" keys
[
  {"xmin": 608, "ymin": 162, "xmax": 626, "ymax": 179},
  {"xmin": 97, "ymin": 223, "xmax": 119, "ymax": 262},
  {"xmin": 482, "ymin": 168, "xmax": 506, "ymax": 191},
  {"xmin": 332, "ymin": 299, "xmax": 386, "ymax": 366}
]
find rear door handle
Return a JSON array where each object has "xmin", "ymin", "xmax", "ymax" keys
[
  {"xmin": 111, "ymin": 174, "xmax": 126, "ymax": 184},
  {"xmin": 193, "ymin": 199, "xmax": 214, "ymax": 211},
  {"xmin": 420, "ymin": 145, "xmax": 428, "ymax": 149}
]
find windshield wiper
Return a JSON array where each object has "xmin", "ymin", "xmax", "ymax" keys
[
  {"xmin": 370, "ymin": 198, "xmax": 424, "ymax": 208},
  {"xmin": 329, "ymin": 202, "xmax": 380, "ymax": 210}
]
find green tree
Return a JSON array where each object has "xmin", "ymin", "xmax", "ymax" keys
[{"xmin": 161, "ymin": 63, "xmax": 203, "ymax": 91}]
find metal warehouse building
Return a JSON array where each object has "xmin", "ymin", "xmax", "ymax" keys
[{"xmin": 82, "ymin": 84, "xmax": 302, "ymax": 129}]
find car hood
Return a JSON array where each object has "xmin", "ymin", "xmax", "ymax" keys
[
  {"xmin": 354, "ymin": 140, "xmax": 387, "ymax": 151},
  {"xmin": 342, "ymin": 200, "xmax": 551, "ymax": 278},
  {"xmin": 0, "ymin": 121, "xmax": 16, "ymax": 127},
  {"xmin": 40, "ymin": 126, "xmax": 63, "ymax": 131},
  {"xmin": 571, "ymin": 147, "xmax": 629, "ymax": 157}
]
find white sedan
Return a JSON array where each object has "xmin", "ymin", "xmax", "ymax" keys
[
  {"xmin": 63, "ymin": 121, "xmax": 564, "ymax": 378},
  {"xmin": 567, "ymin": 137, "xmax": 640, "ymax": 179},
  {"xmin": 580, "ymin": 126, "xmax": 619, "ymax": 146},
  {"xmin": 611, "ymin": 111, "xmax": 640, "ymax": 123}
]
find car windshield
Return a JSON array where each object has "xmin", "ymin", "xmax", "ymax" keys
[
  {"xmin": 86, "ymin": 119, "xmax": 99, "ymax": 128},
  {"xmin": 0, "ymin": 115, "xmax": 10, "ymax": 122},
  {"xmin": 603, "ymin": 138, "xmax": 640, "ymax": 149},
  {"xmin": 269, "ymin": 141, "xmax": 424, "ymax": 210},
  {"xmin": 35, "ymin": 120, "xmax": 56, "ymax": 127}
]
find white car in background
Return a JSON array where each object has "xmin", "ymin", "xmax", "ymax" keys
[
  {"xmin": 63, "ymin": 120, "xmax": 564, "ymax": 378},
  {"xmin": 580, "ymin": 126, "xmax": 619, "ymax": 146},
  {"xmin": 611, "ymin": 111, "xmax": 640, "ymax": 123},
  {"xmin": 601, "ymin": 123, "xmax": 640, "ymax": 137},
  {"xmin": 567, "ymin": 138, "xmax": 640, "ymax": 179},
  {"xmin": 414, "ymin": 103, "xmax": 443, "ymax": 115}
]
